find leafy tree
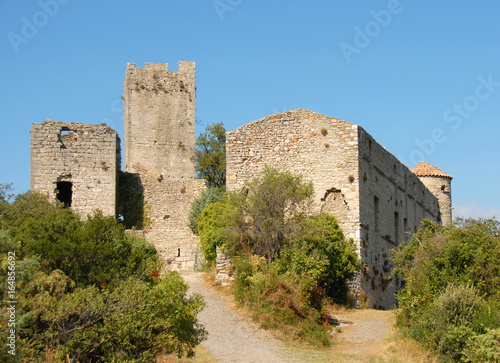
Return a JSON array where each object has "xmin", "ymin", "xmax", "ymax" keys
[
  {"xmin": 188, "ymin": 186, "xmax": 226, "ymax": 235},
  {"xmin": 0, "ymin": 183, "xmax": 14, "ymax": 214},
  {"xmin": 227, "ymin": 166, "xmax": 314, "ymax": 264},
  {"xmin": 195, "ymin": 122, "xmax": 226, "ymax": 187}
]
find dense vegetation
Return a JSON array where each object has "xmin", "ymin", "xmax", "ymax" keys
[
  {"xmin": 392, "ymin": 218, "xmax": 500, "ymax": 362},
  {"xmin": 192, "ymin": 167, "xmax": 359, "ymax": 345},
  {"xmin": 0, "ymin": 188, "xmax": 206, "ymax": 362},
  {"xmin": 195, "ymin": 122, "xmax": 226, "ymax": 188}
]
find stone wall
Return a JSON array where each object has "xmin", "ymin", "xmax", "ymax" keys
[
  {"xmin": 30, "ymin": 120, "xmax": 119, "ymax": 217},
  {"xmin": 418, "ymin": 175, "xmax": 452, "ymax": 225},
  {"xmin": 123, "ymin": 62, "xmax": 205, "ymax": 270},
  {"xmin": 357, "ymin": 128, "xmax": 440, "ymax": 309},
  {"xmin": 226, "ymin": 109, "xmax": 362, "ymax": 243},
  {"xmin": 226, "ymin": 109, "xmax": 444, "ymax": 309},
  {"xmin": 135, "ymin": 168, "xmax": 205, "ymax": 270},
  {"xmin": 123, "ymin": 62, "xmax": 196, "ymax": 177}
]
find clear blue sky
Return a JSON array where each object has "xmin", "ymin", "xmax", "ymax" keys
[{"xmin": 1, "ymin": 0, "xmax": 499, "ymax": 219}]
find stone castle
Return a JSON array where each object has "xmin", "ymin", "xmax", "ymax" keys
[{"xmin": 30, "ymin": 61, "xmax": 452, "ymax": 308}]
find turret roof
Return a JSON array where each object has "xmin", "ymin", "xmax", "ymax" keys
[{"xmin": 411, "ymin": 161, "xmax": 453, "ymax": 179}]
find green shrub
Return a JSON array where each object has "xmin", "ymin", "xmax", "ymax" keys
[
  {"xmin": 233, "ymin": 256, "xmax": 330, "ymax": 346},
  {"xmin": 463, "ymin": 328, "xmax": 500, "ymax": 363},
  {"xmin": 197, "ymin": 200, "xmax": 229, "ymax": 264},
  {"xmin": 0, "ymin": 191, "xmax": 207, "ymax": 361},
  {"xmin": 188, "ymin": 186, "xmax": 226, "ymax": 235},
  {"xmin": 0, "ymin": 267, "xmax": 206, "ymax": 362},
  {"xmin": 17, "ymin": 209, "xmax": 157, "ymax": 288},
  {"xmin": 392, "ymin": 218, "xmax": 500, "ymax": 361},
  {"xmin": 230, "ymin": 216, "xmax": 358, "ymax": 346},
  {"xmin": 278, "ymin": 214, "xmax": 359, "ymax": 303}
]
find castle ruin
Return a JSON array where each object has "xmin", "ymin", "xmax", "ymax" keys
[
  {"xmin": 30, "ymin": 61, "xmax": 452, "ymax": 308},
  {"xmin": 226, "ymin": 109, "xmax": 452, "ymax": 308}
]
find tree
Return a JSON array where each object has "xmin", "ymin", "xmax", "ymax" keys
[
  {"xmin": 188, "ymin": 186, "xmax": 226, "ymax": 235},
  {"xmin": 226, "ymin": 166, "xmax": 314, "ymax": 264},
  {"xmin": 195, "ymin": 122, "xmax": 226, "ymax": 187}
]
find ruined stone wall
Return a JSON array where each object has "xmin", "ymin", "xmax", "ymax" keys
[
  {"xmin": 30, "ymin": 120, "xmax": 119, "ymax": 217},
  {"xmin": 123, "ymin": 62, "xmax": 196, "ymax": 177},
  {"xmin": 226, "ymin": 109, "xmax": 361, "ymax": 243},
  {"xmin": 226, "ymin": 110, "xmax": 444, "ymax": 309},
  {"xmin": 123, "ymin": 62, "xmax": 205, "ymax": 270},
  {"xmin": 136, "ymin": 169, "xmax": 205, "ymax": 270},
  {"xmin": 357, "ymin": 127, "xmax": 440, "ymax": 309}
]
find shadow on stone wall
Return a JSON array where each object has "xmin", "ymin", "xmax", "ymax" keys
[{"xmin": 118, "ymin": 171, "xmax": 145, "ymax": 229}]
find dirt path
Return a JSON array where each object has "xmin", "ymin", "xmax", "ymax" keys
[
  {"xmin": 328, "ymin": 309, "xmax": 395, "ymax": 361},
  {"xmin": 182, "ymin": 272, "xmax": 300, "ymax": 363},
  {"xmin": 180, "ymin": 272, "xmax": 420, "ymax": 363}
]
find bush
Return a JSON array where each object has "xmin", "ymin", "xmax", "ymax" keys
[
  {"xmin": 392, "ymin": 218, "xmax": 500, "ymax": 361},
  {"xmin": 278, "ymin": 214, "xmax": 359, "ymax": 303},
  {"xmin": 18, "ymin": 210, "xmax": 157, "ymax": 288},
  {"xmin": 197, "ymin": 200, "xmax": 229, "ymax": 264},
  {"xmin": 0, "ymin": 267, "xmax": 206, "ymax": 362},
  {"xmin": 0, "ymin": 191, "xmax": 207, "ymax": 361},
  {"xmin": 463, "ymin": 328, "xmax": 500, "ymax": 363},
  {"xmin": 188, "ymin": 186, "xmax": 226, "ymax": 235},
  {"xmin": 231, "ymin": 215, "xmax": 359, "ymax": 346},
  {"xmin": 233, "ymin": 256, "xmax": 330, "ymax": 346}
]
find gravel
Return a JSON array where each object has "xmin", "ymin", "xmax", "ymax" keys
[{"xmin": 182, "ymin": 272, "xmax": 301, "ymax": 363}]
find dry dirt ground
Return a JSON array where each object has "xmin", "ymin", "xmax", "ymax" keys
[{"xmin": 160, "ymin": 272, "xmax": 436, "ymax": 363}]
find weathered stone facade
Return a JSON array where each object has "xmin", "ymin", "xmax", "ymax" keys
[
  {"xmin": 226, "ymin": 109, "xmax": 452, "ymax": 309},
  {"xmin": 410, "ymin": 161, "xmax": 453, "ymax": 226},
  {"xmin": 30, "ymin": 62, "xmax": 205, "ymax": 271},
  {"xmin": 123, "ymin": 62, "xmax": 196, "ymax": 177},
  {"xmin": 122, "ymin": 62, "xmax": 205, "ymax": 270},
  {"xmin": 30, "ymin": 120, "xmax": 120, "ymax": 217},
  {"xmin": 30, "ymin": 62, "xmax": 453, "ymax": 305}
]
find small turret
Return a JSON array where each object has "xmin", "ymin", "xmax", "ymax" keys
[{"xmin": 411, "ymin": 162, "xmax": 453, "ymax": 225}]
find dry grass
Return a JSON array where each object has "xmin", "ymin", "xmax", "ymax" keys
[
  {"xmin": 277, "ymin": 308, "xmax": 440, "ymax": 363},
  {"xmin": 156, "ymin": 344, "xmax": 218, "ymax": 363}
]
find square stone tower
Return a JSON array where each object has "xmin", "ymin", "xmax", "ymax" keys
[
  {"xmin": 122, "ymin": 62, "xmax": 205, "ymax": 270},
  {"xmin": 123, "ymin": 62, "xmax": 196, "ymax": 176},
  {"xmin": 30, "ymin": 120, "xmax": 120, "ymax": 217}
]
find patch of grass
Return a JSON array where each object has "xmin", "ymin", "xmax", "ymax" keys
[{"xmin": 157, "ymin": 344, "xmax": 217, "ymax": 363}]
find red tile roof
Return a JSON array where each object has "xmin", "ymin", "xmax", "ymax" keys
[{"xmin": 411, "ymin": 162, "xmax": 452, "ymax": 179}]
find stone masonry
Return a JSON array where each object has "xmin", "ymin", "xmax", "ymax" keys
[
  {"xmin": 123, "ymin": 62, "xmax": 205, "ymax": 270},
  {"xmin": 30, "ymin": 120, "xmax": 120, "ymax": 217},
  {"xmin": 123, "ymin": 62, "xmax": 196, "ymax": 177},
  {"xmin": 30, "ymin": 62, "xmax": 453, "ymax": 305},
  {"xmin": 226, "ymin": 109, "xmax": 452, "ymax": 309}
]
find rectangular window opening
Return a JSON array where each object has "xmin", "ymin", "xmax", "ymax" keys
[
  {"xmin": 374, "ymin": 196, "xmax": 380, "ymax": 233},
  {"xmin": 394, "ymin": 212, "xmax": 400, "ymax": 244},
  {"xmin": 56, "ymin": 181, "xmax": 73, "ymax": 207}
]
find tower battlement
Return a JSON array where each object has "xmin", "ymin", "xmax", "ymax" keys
[{"xmin": 123, "ymin": 61, "xmax": 196, "ymax": 177}]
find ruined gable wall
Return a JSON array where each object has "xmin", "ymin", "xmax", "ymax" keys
[
  {"xmin": 226, "ymin": 109, "xmax": 361, "ymax": 243},
  {"xmin": 123, "ymin": 62, "xmax": 196, "ymax": 177},
  {"xmin": 30, "ymin": 120, "xmax": 119, "ymax": 217},
  {"xmin": 357, "ymin": 127, "xmax": 440, "ymax": 309}
]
